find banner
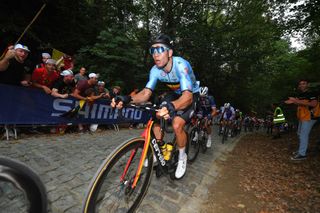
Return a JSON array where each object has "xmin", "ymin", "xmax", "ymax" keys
[{"xmin": 0, "ymin": 84, "xmax": 150, "ymax": 125}]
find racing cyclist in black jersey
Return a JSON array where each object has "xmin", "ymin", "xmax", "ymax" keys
[{"xmin": 111, "ymin": 34, "xmax": 200, "ymax": 179}]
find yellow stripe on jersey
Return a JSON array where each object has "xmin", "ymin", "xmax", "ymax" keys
[{"xmin": 166, "ymin": 83, "xmax": 180, "ymax": 91}]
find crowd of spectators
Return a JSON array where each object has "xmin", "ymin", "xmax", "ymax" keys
[{"xmin": 0, "ymin": 43, "xmax": 139, "ymax": 137}]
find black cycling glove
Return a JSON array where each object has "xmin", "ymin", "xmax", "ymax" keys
[
  {"xmin": 114, "ymin": 95, "xmax": 132, "ymax": 105},
  {"xmin": 160, "ymin": 101, "xmax": 176, "ymax": 118}
]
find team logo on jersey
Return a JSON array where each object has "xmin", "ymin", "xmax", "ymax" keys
[
  {"xmin": 161, "ymin": 71, "xmax": 166, "ymax": 77},
  {"xmin": 184, "ymin": 67, "xmax": 189, "ymax": 75}
]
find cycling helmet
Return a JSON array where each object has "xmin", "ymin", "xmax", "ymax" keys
[
  {"xmin": 224, "ymin": 103, "xmax": 230, "ymax": 108},
  {"xmin": 150, "ymin": 34, "xmax": 173, "ymax": 49},
  {"xmin": 199, "ymin": 86, "xmax": 208, "ymax": 96}
]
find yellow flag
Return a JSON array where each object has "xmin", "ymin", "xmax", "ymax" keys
[{"xmin": 52, "ymin": 48, "xmax": 64, "ymax": 61}]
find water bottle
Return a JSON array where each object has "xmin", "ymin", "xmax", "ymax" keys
[
  {"xmin": 159, "ymin": 141, "xmax": 173, "ymax": 161},
  {"xmin": 165, "ymin": 143, "xmax": 174, "ymax": 161}
]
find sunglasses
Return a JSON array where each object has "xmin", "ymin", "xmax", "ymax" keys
[{"xmin": 149, "ymin": 46, "xmax": 170, "ymax": 55}]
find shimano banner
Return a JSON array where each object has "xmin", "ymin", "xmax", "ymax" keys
[{"xmin": 0, "ymin": 84, "xmax": 149, "ymax": 124}]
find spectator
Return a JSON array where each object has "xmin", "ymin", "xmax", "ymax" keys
[
  {"xmin": 72, "ymin": 73, "xmax": 103, "ymax": 133},
  {"xmin": 51, "ymin": 70, "xmax": 75, "ymax": 98},
  {"xmin": 285, "ymin": 79, "xmax": 318, "ymax": 160},
  {"xmin": 0, "ymin": 44, "xmax": 32, "ymax": 86},
  {"xmin": 35, "ymin": 52, "xmax": 51, "ymax": 69},
  {"xmin": 62, "ymin": 54, "xmax": 74, "ymax": 70},
  {"xmin": 109, "ymin": 86, "xmax": 121, "ymax": 99},
  {"xmin": 95, "ymin": 81, "xmax": 110, "ymax": 100},
  {"xmin": 32, "ymin": 59, "xmax": 60, "ymax": 94},
  {"xmin": 271, "ymin": 103, "xmax": 286, "ymax": 139},
  {"xmin": 128, "ymin": 88, "xmax": 140, "ymax": 129},
  {"xmin": 74, "ymin": 67, "xmax": 88, "ymax": 83}
]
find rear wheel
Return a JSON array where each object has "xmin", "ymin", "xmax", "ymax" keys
[
  {"xmin": 82, "ymin": 138, "xmax": 153, "ymax": 213},
  {"xmin": 201, "ymin": 130, "xmax": 208, "ymax": 153}
]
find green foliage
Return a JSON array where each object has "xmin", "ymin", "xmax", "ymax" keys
[
  {"xmin": 76, "ymin": 26, "xmax": 146, "ymax": 92},
  {"xmin": 1, "ymin": 0, "xmax": 318, "ymax": 114}
]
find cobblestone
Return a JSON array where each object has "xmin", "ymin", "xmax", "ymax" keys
[{"xmin": 0, "ymin": 127, "xmax": 241, "ymax": 212}]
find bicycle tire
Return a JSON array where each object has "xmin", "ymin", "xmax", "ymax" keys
[
  {"xmin": 82, "ymin": 137, "xmax": 153, "ymax": 213},
  {"xmin": 221, "ymin": 126, "xmax": 228, "ymax": 144},
  {"xmin": 186, "ymin": 126, "xmax": 200, "ymax": 163},
  {"xmin": 0, "ymin": 157, "xmax": 47, "ymax": 213},
  {"xmin": 201, "ymin": 130, "xmax": 208, "ymax": 153}
]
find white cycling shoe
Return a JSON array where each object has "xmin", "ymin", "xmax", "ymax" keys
[
  {"xmin": 192, "ymin": 132, "xmax": 198, "ymax": 141},
  {"xmin": 175, "ymin": 153, "xmax": 187, "ymax": 179},
  {"xmin": 206, "ymin": 139, "xmax": 212, "ymax": 148}
]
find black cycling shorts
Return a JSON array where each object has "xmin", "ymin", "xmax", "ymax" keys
[{"xmin": 160, "ymin": 91, "xmax": 199, "ymax": 122}]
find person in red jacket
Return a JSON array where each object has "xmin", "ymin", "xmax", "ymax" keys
[{"xmin": 32, "ymin": 59, "xmax": 60, "ymax": 94}]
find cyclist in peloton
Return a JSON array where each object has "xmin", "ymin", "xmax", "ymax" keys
[
  {"xmin": 111, "ymin": 34, "xmax": 200, "ymax": 179},
  {"xmin": 219, "ymin": 103, "xmax": 236, "ymax": 136},
  {"xmin": 193, "ymin": 86, "xmax": 217, "ymax": 148}
]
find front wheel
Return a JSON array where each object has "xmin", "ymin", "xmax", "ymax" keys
[
  {"xmin": 82, "ymin": 137, "xmax": 153, "ymax": 213},
  {"xmin": 0, "ymin": 157, "xmax": 47, "ymax": 213},
  {"xmin": 221, "ymin": 126, "xmax": 228, "ymax": 144},
  {"xmin": 186, "ymin": 126, "xmax": 200, "ymax": 163}
]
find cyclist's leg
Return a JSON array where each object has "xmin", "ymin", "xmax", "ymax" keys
[
  {"xmin": 206, "ymin": 118, "xmax": 213, "ymax": 147},
  {"xmin": 172, "ymin": 116, "xmax": 187, "ymax": 179}
]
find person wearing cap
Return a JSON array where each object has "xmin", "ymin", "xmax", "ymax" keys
[
  {"xmin": 95, "ymin": 81, "xmax": 110, "ymax": 100},
  {"xmin": 72, "ymin": 73, "xmax": 104, "ymax": 133},
  {"xmin": 31, "ymin": 58, "xmax": 60, "ymax": 94},
  {"xmin": 72, "ymin": 73, "xmax": 102, "ymax": 100},
  {"xmin": 111, "ymin": 34, "xmax": 200, "ymax": 179},
  {"xmin": 35, "ymin": 52, "xmax": 51, "ymax": 69},
  {"xmin": 51, "ymin": 70, "xmax": 75, "ymax": 98},
  {"xmin": 74, "ymin": 67, "xmax": 88, "ymax": 83},
  {"xmin": 0, "ymin": 44, "xmax": 32, "ymax": 86}
]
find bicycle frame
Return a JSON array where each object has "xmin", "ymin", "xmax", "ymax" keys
[{"xmin": 122, "ymin": 118, "xmax": 168, "ymax": 189}]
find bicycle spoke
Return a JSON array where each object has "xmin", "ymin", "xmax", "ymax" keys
[{"xmin": 83, "ymin": 138, "xmax": 153, "ymax": 213}]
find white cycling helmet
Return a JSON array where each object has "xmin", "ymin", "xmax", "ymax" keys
[
  {"xmin": 199, "ymin": 86, "xmax": 208, "ymax": 96},
  {"xmin": 224, "ymin": 103, "xmax": 230, "ymax": 108}
]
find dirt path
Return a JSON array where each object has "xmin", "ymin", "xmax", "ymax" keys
[{"xmin": 202, "ymin": 125, "xmax": 320, "ymax": 213}]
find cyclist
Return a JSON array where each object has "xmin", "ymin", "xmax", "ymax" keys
[
  {"xmin": 111, "ymin": 34, "xmax": 199, "ymax": 179},
  {"xmin": 234, "ymin": 109, "xmax": 243, "ymax": 133},
  {"xmin": 192, "ymin": 86, "xmax": 217, "ymax": 148},
  {"xmin": 219, "ymin": 103, "xmax": 236, "ymax": 136}
]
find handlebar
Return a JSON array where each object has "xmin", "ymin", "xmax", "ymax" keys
[{"xmin": 127, "ymin": 103, "xmax": 160, "ymax": 112}]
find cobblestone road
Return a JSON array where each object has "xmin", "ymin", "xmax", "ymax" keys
[{"xmin": 0, "ymin": 127, "xmax": 241, "ymax": 213}]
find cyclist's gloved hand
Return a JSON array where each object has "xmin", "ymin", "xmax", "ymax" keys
[
  {"xmin": 160, "ymin": 101, "xmax": 176, "ymax": 118},
  {"xmin": 111, "ymin": 95, "xmax": 132, "ymax": 109},
  {"xmin": 114, "ymin": 95, "xmax": 132, "ymax": 105}
]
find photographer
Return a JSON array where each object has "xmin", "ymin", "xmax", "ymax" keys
[{"xmin": 0, "ymin": 44, "xmax": 32, "ymax": 86}]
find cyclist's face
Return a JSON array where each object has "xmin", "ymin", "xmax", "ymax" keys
[{"xmin": 151, "ymin": 44, "xmax": 172, "ymax": 68}]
